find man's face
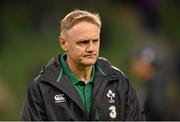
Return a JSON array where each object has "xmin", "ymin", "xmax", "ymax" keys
[{"xmin": 61, "ymin": 21, "xmax": 100, "ymax": 66}]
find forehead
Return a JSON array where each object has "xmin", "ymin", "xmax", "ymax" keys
[{"xmin": 67, "ymin": 21, "xmax": 100, "ymax": 39}]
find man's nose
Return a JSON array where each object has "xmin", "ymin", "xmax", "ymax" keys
[{"xmin": 86, "ymin": 41, "xmax": 95, "ymax": 52}]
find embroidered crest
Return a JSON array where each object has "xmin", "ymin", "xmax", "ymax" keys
[{"xmin": 107, "ymin": 90, "xmax": 115, "ymax": 103}]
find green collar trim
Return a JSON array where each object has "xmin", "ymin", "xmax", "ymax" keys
[
  {"xmin": 96, "ymin": 64, "xmax": 107, "ymax": 76},
  {"xmin": 60, "ymin": 53, "xmax": 79, "ymax": 84},
  {"xmin": 57, "ymin": 67, "xmax": 63, "ymax": 82}
]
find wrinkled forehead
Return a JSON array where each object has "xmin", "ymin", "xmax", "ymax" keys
[
  {"xmin": 71, "ymin": 21, "xmax": 100, "ymax": 31},
  {"xmin": 66, "ymin": 21, "xmax": 100, "ymax": 39}
]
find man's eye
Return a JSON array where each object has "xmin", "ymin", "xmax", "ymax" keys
[
  {"xmin": 78, "ymin": 40, "xmax": 89, "ymax": 44},
  {"xmin": 93, "ymin": 39, "xmax": 99, "ymax": 43},
  {"xmin": 82, "ymin": 41, "xmax": 89, "ymax": 44}
]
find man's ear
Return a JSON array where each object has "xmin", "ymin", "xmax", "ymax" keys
[{"xmin": 59, "ymin": 36, "xmax": 67, "ymax": 51}]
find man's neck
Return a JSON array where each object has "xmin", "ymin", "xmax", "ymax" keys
[{"xmin": 66, "ymin": 58, "xmax": 93, "ymax": 84}]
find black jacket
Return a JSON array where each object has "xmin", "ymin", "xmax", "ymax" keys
[{"xmin": 20, "ymin": 55, "xmax": 145, "ymax": 121}]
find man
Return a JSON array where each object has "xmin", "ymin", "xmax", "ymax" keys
[
  {"xmin": 20, "ymin": 9, "xmax": 145, "ymax": 121},
  {"xmin": 129, "ymin": 45, "xmax": 174, "ymax": 120}
]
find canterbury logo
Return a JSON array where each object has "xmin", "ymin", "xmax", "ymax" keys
[{"xmin": 54, "ymin": 94, "xmax": 66, "ymax": 103}]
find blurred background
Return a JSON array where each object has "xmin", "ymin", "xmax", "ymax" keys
[{"xmin": 0, "ymin": 0, "xmax": 179, "ymax": 120}]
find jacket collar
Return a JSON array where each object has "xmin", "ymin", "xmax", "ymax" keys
[
  {"xmin": 39, "ymin": 55, "xmax": 118, "ymax": 82},
  {"xmin": 37, "ymin": 55, "xmax": 120, "ymax": 93}
]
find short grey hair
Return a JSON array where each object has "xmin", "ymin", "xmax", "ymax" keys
[{"xmin": 60, "ymin": 9, "xmax": 101, "ymax": 37}]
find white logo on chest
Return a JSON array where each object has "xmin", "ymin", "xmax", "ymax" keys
[
  {"xmin": 54, "ymin": 94, "xmax": 66, "ymax": 103},
  {"xmin": 107, "ymin": 90, "xmax": 115, "ymax": 103}
]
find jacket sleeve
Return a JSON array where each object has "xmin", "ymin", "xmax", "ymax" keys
[
  {"xmin": 123, "ymin": 76, "xmax": 145, "ymax": 120},
  {"xmin": 20, "ymin": 80, "xmax": 47, "ymax": 121}
]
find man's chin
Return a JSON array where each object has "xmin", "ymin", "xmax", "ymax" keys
[
  {"xmin": 80, "ymin": 58, "xmax": 97, "ymax": 66},
  {"xmin": 84, "ymin": 62, "xmax": 95, "ymax": 66},
  {"xmin": 82, "ymin": 60, "xmax": 96, "ymax": 66}
]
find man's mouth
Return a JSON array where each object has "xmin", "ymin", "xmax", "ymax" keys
[{"xmin": 83, "ymin": 54, "xmax": 96, "ymax": 57}]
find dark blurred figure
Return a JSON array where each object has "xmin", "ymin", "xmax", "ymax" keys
[{"xmin": 128, "ymin": 42, "xmax": 180, "ymax": 120}]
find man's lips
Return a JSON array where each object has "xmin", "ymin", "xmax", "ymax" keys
[{"xmin": 83, "ymin": 54, "xmax": 96, "ymax": 57}]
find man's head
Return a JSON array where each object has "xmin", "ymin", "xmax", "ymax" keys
[
  {"xmin": 130, "ymin": 47, "xmax": 157, "ymax": 80},
  {"xmin": 59, "ymin": 9, "xmax": 101, "ymax": 66},
  {"xmin": 60, "ymin": 9, "xmax": 101, "ymax": 38}
]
